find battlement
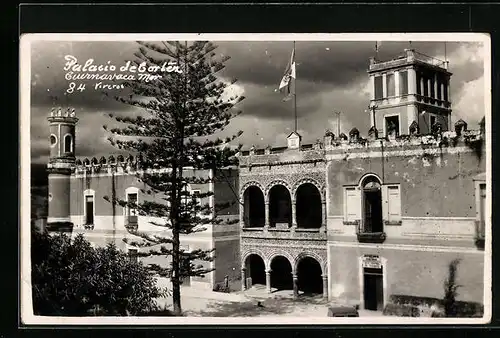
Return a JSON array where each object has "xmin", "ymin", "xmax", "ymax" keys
[
  {"xmin": 369, "ymin": 49, "xmax": 450, "ymax": 74},
  {"xmin": 237, "ymin": 118, "xmax": 485, "ymax": 166},
  {"xmin": 73, "ymin": 154, "xmax": 147, "ymax": 175},
  {"xmin": 47, "ymin": 107, "xmax": 79, "ymax": 124}
]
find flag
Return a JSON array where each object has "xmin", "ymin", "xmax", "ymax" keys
[{"xmin": 278, "ymin": 47, "xmax": 296, "ymax": 101}]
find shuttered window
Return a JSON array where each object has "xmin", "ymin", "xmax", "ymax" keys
[
  {"xmin": 387, "ymin": 185, "xmax": 401, "ymax": 222},
  {"xmin": 345, "ymin": 187, "xmax": 360, "ymax": 222}
]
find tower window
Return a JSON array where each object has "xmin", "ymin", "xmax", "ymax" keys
[
  {"xmin": 423, "ymin": 76, "xmax": 429, "ymax": 97},
  {"xmin": 399, "ymin": 71, "xmax": 408, "ymax": 95},
  {"xmin": 385, "ymin": 115, "xmax": 400, "ymax": 137},
  {"xmin": 436, "ymin": 77, "xmax": 442, "ymax": 101},
  {"xmin": 443, "ymin": 80, "xmax": 449, "ymax": 102},
  {"xmin": 374, "ymin": 76, "xmax": 383, "ymax": 100},
  {"xmin": 64, "ymin": 134, "xmax": 73, "ymax": 153},
  {"xmin": 386, "ymin": 73, "xmax": 395, "ymax": 97},
  {"xmin": 50, "ymin": 134, "xmax": 57, "ymax": 147}
]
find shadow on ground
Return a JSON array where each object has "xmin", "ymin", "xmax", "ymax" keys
[{"xmin": 186, "ymin": 293, "xmax": 328, "ymax": 317}]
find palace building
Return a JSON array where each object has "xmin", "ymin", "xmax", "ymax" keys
[
  {"xmin": 46, "ymin": 108, "xmax": 241, "ymax": 290},
  {"xmin": 237, "ymin": 49, "xmax": 486, "ymax": 311},
  {"xmin": 43, "ymin": 49, "xmax": 487, "ymax": 311}
]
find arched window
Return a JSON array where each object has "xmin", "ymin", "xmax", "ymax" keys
[
  {"xmin": 361, "ymin": 176, "xmax": 383, "ymax": 233},
  {"xmin": 64, "ymin": 134, "xmax": 73, "ymax": 153}
]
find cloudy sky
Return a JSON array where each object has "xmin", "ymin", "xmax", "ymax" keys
[{"xmin": 28, "ymin": 37, "xmax": 486, "ymax": 164}]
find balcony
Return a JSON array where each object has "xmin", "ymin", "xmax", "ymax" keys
[
  {"xmin": 475, "ymin": 220, "xmax": 485, "ymax": 250},
  {"xmin": 125, "ymin": 216, "xmax": 138, "ymax": 233},
  {"xmin": 356, "ymin": 231, "xmax": 387, "ymax": 243},
  {"xmin": 242, "ymin": 225, "xmax": 326, "ymax": 241}
]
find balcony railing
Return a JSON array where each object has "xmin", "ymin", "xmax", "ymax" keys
[
  {"xmin": 125, "ymin": 216, "xmax": 138, "ymax": 233},
  {"xmin": 356, "ymin": 231, "xmax": 387, "ymax": 243},
  {"xmin": 356, "ymin": 222, "xmax": 386, "ymax": 243}
]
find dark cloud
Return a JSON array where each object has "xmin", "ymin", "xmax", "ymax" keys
[{"xmin": 28, "ymin": 39, "xmax": 485, "ymax": 164}]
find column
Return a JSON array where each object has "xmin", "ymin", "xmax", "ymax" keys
[
  {"xmin": 266, "ymin": 270, "xmax": 272, "ymax": 293},
  {"xmin": 394, "ymin": 71, "xmax": 400, "ymax": 97},
  {"xmin": 239, "ymin": 199, "xmax": 245, "ymax": 228},
  {"xmin": 369, "ymin": 75, "xmax": 375, "ymax": 101},
  {"xmin": 264, "ymin": 201, "xmax": 270, "ymax": 228},
  {"xmin": 241, "ymin": 268, "xmax": 247, "ymax": 291},
  {"xmin": 293, "ymin": 273, "xmax": 299, "ymax": 298},
  {"xmin": 434, "ymin": 74, "xmax": 438, "ymax": 101},
  {"xmin": 420, "ymin": 77, "xmax": 425, "ymax": 97},
  {"xmin": 322, "ymin": 275, "xmax": 328, "ymax": 299},
  {"xmin": 322, "ymin": 201, "xmax": 327, "ymax": 227},
  {"xmin": 370, "ymin": 107, "xmax": 376, "ymax": 127},
  {"xmin": 408, "ymin": 68, "xmax": 417, "ymax": 95},
  {"xmin": 447, "ymin": 79, "xmax": 451, "ymax": 103},
  {"xmin": 291, "ymin": 201, "xmax": 297, "ymax": 229},
  {"xmin": 427, "ymin": 78, "xmax": 432, "ymax": 99}
]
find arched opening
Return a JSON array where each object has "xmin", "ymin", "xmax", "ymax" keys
[
  {"xmin": 296, "ymin": 183, "xmax": 322, "ymax": 228},
  {"xmin": 270, "ymin": 256, "xmax": 293, "ymax": 291},
  {"xmin": 245, "ymin": 254, "xmax": 266, "ymax": 287},
  {"xmin": 269, "ymin": 185, "xmax": 292, "ymax": 228},
  {"xmin": 50, "ymin": 134, "xmax": 57, "ymax": 147},
  {"xmin": 64, "ymin": 134, "xmax": 73, "ymax": 153},
  {"xmin": 361, "ymin": 176, "xmax": 383, "ymax": 233},
  {"xmin": 243, "ymin": 186, "xmax": 265, "ymax": 227},
  {"xmin": 297, "ymin": 256, "xmax": 323, "ymax": 296}
]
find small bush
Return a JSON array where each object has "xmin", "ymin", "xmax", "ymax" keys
[
  {"xmin": 383, "ymin": 303, "xmax": 420, "ymax": 317},
  {"xmin": 31, "ymin": 231, "xmax": 166, "ymax": 316}
]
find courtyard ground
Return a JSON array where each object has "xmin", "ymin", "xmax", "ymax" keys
[{"xmin": 156, "ymin": 282, "xmax": 383, "ymax": 317}]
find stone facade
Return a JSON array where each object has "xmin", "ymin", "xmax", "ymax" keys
[
  {"xmin": 238, "ymin": 127, "xmax": 486, "ymax": 309},
  {"xmin": 44, "ymin": 49, "xmax": 488, "ymax": 312}
]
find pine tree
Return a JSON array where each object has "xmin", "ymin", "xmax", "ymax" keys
[{"xmin": 103, "ymin": 41, "xmax": 244, "ymax": 315}]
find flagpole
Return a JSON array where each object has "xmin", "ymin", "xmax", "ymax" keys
[{"xmin": 293, "ymin": 41, "xmax": 297, "ymax": 132}]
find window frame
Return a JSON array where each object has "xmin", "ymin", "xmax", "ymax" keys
[
  {"xmin": 125, "ymin": 187, "xmax": 140, "ymax": 225},
  {"xmin": 386, "ymin": 72, "xmax": 396, "ymax": 97},
  {"xmin": 344, "ymin": 186, "xmax": 360, "ymax": 224},
  {"xmin": 63, "ymin": 133, "xmax": 73, "ymax": 153},
  {"xmin": 384, "ymin": 184, "xmax": 402, "ymax": 225},
  {"xmin": 83, "ymin": 189, "xmax": 95, "ymax": 226},
  {"xmin": 398, "ymin": 70, "xmax": 408, "ymax": 96},
  {"xmin": 383, "ymin": 114, "xmax": 401, "ymax": 138},
  {"xmin": 50, "ymin": 134, "xmax": 58, "ymax": 148},
  {"xmin": 374, "ymin": 75, "xmax": 384, "ymax": 100}
]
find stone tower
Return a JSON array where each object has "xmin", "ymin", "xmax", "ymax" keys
[
  {"xmin": 368, "ymin": 48, "xmax": 452, "ymax": 137},
  {"xmin": 46, "ymin": 107, "xmax": 78, "ymax": 232}
]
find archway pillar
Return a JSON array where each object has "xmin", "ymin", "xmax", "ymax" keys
[
  {"xmin": 293, "ymin": 273, "xmax": 299, "ymax": 298},
  {"xmin": 291, "ymin": 200, "xmax": 297, "ymax": 229},
  {"xmin": 321, "ymin": 201, "xmax": 326, "ymax": 227},
  {"xmin": 322, "ymin": 274, "xmax": 328, "ymax": 299},
  {"xmin": 239, "ymin": 199, "xmax": 245, "ymax": 228},
  {"xmin": 241, "ymin": 267, "xmax": 247, "ymax": 290},
  {"xmin": 266, "ymin": 270, "xmax": 272, "ymax": 293},
  {"xmin": 264, "ymin": 202, "xmax": 270, "ymax": 228}
]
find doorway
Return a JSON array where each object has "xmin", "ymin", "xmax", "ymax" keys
[
  {"xmin": 270, "ymin": 256, "xmax": 293, "ymax": 291},
  {"xmin": 363, "ymin": 267, "xmax": 384, "ymax": 311}
]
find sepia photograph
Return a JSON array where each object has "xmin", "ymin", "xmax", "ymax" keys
[{"xmin": 20, "ymin": 33, "xmax": 491, "ymax": 325}]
